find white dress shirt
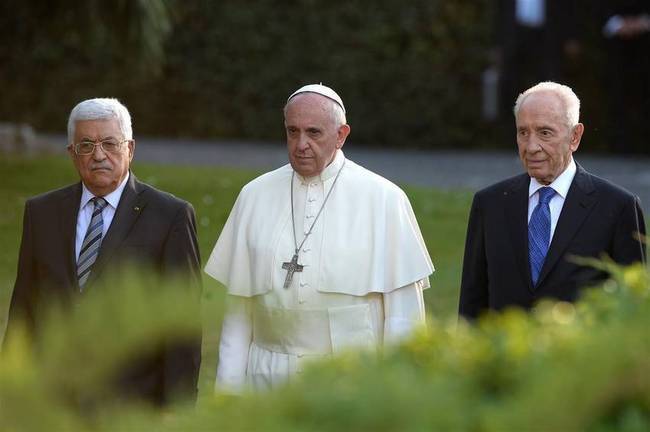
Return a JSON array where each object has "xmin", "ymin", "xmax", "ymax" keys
[
  {"xmin": 516, "ymin": 0, "xmax": 546, "ymax": 28},
  {"xmin": 527, "ymin": 158, "xmax": 577, "ymax": 241},
  {"xmin": 75, "ymin": 173, "xmax": 129, "ymax": 261}
]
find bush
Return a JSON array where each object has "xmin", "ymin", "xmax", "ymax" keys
[
  {"xmin": 1, "ymin": 263, "xmax": 648, "ymax": 431},
  {"xmin": 0, "ymin": 1, "xmax": 623, "ymax": 151},
  {"xmin": 0, "ymin": 1, "xmax": 492, "ymax": 149}
]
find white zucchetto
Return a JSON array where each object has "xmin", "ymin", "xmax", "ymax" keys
[{"xmin": 287, "ymin": 83, "xmax": 346, "ymax": 113}]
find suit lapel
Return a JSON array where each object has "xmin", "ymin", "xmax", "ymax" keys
[
  {"xmin": 57, "ymin": 182, "xmax": 81, "ymax": 293},
  {"xmin": 536, "ymin": 165, "xmax": 597, "ymax": 288},
  {"xmin": 503, "ymin": 174, "xmax": 533, "ymax": 291},
  {"xmin": 59, "ymin": 183, "xmax": 83, "ymax": 292},
  {"xmin": 85, "ymin": 174, "xmax": 147, "ymax": 288}
]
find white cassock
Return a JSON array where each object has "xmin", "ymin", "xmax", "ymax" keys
[{"xmin": 205, "ymin": 150, "xmax": 434, "ymax": 392}]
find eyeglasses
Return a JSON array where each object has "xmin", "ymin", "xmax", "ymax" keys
[{"xmin": 73, "ymin": 139, "xmax": 131, "ymax": 155}]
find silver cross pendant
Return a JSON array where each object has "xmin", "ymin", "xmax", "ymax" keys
[{"xmin": 281, "ymin": 253, "xmax": 304, "ymax": 288}]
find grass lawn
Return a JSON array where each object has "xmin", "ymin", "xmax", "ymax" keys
[{"xmin": 0, "ymin": 154, "xmax": 472, "ymax": 394}]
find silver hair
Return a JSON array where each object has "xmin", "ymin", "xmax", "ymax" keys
[
  {"xmin": 283, "ymin": 92, "xmax": 347, "ymax": 127},
  {"xmin": 67, "ymin": 98, "xmax": 133, "ymax": 144},
  {"xmin": 513, "ymin": 81, "xmax": 581, "ymax": 128}
]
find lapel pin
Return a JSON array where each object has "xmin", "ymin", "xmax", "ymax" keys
[{"xmin": 134, "ymin": 206, "xmax": 141, "ymax": 211}]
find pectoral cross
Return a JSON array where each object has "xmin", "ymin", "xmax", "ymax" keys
[{"xmin": 282, "ymin": 253, "xmax": 304, "ymax": 288}]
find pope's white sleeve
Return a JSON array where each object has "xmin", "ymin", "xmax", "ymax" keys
[
  {"xmin": 383, "ymin": 279, "xmax": 427, "ymax": 345},
  {"xmin": 215, "ymin": 295, "xmax": 253, "ymax": 393}
]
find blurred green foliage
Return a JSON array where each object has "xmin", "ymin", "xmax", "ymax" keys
[
  {"xmin": 0, "ymin": 1, "xmax": 618, "ymax": 150},
  {"xmin": 0, "ymin": 0, "xmax": 172, "ymax": 128},
  {"xmin": 1, "ymin": 252, "xmax": 648, "ymax": 430},
  {"xmin": 158, "ymin": 0, "xmax": 492, "ymax": 148},
  {"xmin": 0, "ymin": 0, "xmax": 493, "ymax": 149},
  {"xmin": 201, "ymin": 263, "xmax": 649, "ymax": 432}
]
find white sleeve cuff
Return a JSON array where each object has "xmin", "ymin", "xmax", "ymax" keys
[
  {"xmin": 215, "ymin": 296, "xmax": 253, "ymax": 393},
  {"xmin": 383, "ymin": 280, "xmax": 426, "ymax": 345}
]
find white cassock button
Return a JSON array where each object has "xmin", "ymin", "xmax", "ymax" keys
[
  {"xmin": 299, "ymin": 299, "xmax": 305, "ymax": 304},
  {"xmin": 302, "ymin": 248, "xmax": 311, "ymax": 253},
  {"xmin": 300, "ymin": 282, "xmax": 308, "ymax": 287},
  {"xmin": 306, "ymin": 214, "xmax": 314, "ymax": 219}
]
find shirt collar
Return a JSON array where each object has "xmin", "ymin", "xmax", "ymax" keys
[
  {"xmin": 528, "ymin": 157, "xmax": 576, "ymax": 199},
  {"xmin": 80, "ymin": 172, "xmax": 130, "ymax": 209},
  {"xmin": 296, "ymin": 149, "xmax": 345, "ymax": 184}
]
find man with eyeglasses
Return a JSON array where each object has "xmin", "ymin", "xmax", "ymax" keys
[{"xmin": 4, "ymin": 98, "xmax": 202, "ymax": 406}]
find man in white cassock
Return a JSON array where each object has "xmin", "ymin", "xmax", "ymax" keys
[{"xmin": 205, "ymin": 83, "xmax": 434, "ymax": 392}]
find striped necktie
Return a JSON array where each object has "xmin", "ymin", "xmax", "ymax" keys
[
  {"xmin": 528, "ymin": 187, "xmax": 556, "ymax": 286},
  {"xmin": 77, "ymin": 197, "xmax": 108, "ymax": 290}
]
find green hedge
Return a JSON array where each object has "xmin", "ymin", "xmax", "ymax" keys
[
  {"xmin": 157, "ymin": 0, "xmax": 491, "ymax": 148},
  {"xmin": 0, "ymin": 0, "xmax": 492, "ymax": 148},
  {"xmin": 0, "ymin": 0, "xmax": 620, "ymax": 150},
  {"xmin": 1, "ymin": 262, "xmax": 648, "ymax": 431}
]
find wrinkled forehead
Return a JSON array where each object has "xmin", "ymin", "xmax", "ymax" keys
[
  {"xmin": 285, "ymin": 93, "xmax": 336, "ymax": 121},
  {"xmin": 520, "ymin": 91, "xmax": 565, "ymax": 114},
  {"xmin": 517, "ymin": 92, "xmax": 567, "ymax": 122},
  {"xmin": 73, "ymin": 118, "xmax": 123, "ymax": 138}
]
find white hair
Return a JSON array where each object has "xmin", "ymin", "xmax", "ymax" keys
[
  {"xmin": 67, "ymin": 98, "xmax": 132, "ymax": 144},
  {"xmin": 283, "ymin": 93, "xmax": 347, "ymax": 128},
  {"xmin": 513, "ymin": 81, "xmax": 581, "ymax": 128}
]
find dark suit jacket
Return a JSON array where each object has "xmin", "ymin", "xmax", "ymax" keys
[
  {"xmin": 496, "ymin": 0, "xmax": 578, "ymax": 54},
  {"xmin": 599, "ymin": 0, "xmax": 650, "ymax": 154},
  {"xmin": 4, "ymin": 173, "xmax": 202, "ymax": 405},
  {"xmin": 601, "ymin": 0, "xmax": 650, "ymax": 18},
  {"xmin": 459, "ymin": 164, "xmax": 646, "ymax": 320},
  {"xmin": 493, "ymin": 0, "xmax": 580, "ymax": 123}
]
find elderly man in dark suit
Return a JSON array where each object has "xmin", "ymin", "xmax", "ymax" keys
[
  {"xmin": 4, "ymin": 98, "xmax": 202, "ymax": 405},
  {"xmin": 459, "ymin": 81, "xmax": 646, "ymax": 320}
]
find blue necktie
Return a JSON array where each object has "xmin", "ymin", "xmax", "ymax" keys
[
  {"xmin": 77, "ymin": 197, "xmax": 108, "ymax": 290},
  {"xmin": 528, "ymin": 187, "xmax": 555, "ymax": 286}
]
